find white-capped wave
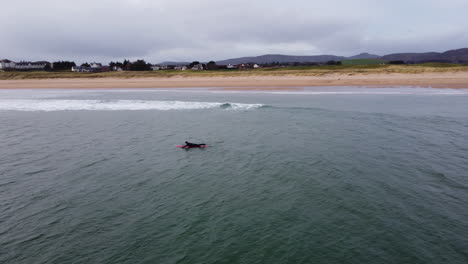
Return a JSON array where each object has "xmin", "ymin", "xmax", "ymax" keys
[{"xmin": 0, "ymin": 100, "xmax": 263, "ymax": 111}]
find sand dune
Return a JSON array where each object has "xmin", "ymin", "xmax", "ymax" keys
[{"xmin": 1, "ymin": 72, "xmax": 468, "ymax": 89}]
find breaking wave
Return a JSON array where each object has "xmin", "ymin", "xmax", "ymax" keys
[{"xmin": 0, "ymin": 100, "xmax": 264, "ymax": 111}]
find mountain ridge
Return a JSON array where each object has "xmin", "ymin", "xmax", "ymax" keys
[
  {"xmin": 382, "ymin": 48, "xmax": 468, "ymax": 63},
  {"xmin": 157, "ymin": 48, "xmax": 468, "ymax": 65}
]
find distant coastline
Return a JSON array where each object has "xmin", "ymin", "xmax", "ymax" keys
[{"xmin": 1, "ymin": 69, "xmax": 468, "ymax": 89}]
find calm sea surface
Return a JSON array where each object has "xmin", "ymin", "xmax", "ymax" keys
[{"xmin": 1, "ymin": 87, "xmax": 468, "ymax": 264}]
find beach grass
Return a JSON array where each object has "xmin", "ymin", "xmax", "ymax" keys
[{"xmin": 1, "ymin": 64, "xmax": 468, "ymax": 80}]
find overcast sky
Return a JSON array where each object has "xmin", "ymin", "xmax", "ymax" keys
[{"xmin": 1, "ymin": 0, "xmax": 468, "ymax": 63}]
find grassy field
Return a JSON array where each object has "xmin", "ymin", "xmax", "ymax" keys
[{"xmin": 1, "ymin": 64, "xmax": 468, "ymax": 80}]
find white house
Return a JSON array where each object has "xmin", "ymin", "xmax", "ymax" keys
[
  {"xmin": 90, "ymin": 63, "xmax": 102, "ymax": 70},
  {"xmin": 227, "ymin": 64, "xmax": 237, "ymax": 69},
  {"xmin": 253, "ymin": 64, "xmax": 260, "ymax": 69},
  {"xmin": 0, "ymin": 59, "xmax": 16, "ymax": 70},
  {"xmin": 15, "ymin": 61, "xmax": 49, "ymax": 70},
  {"xmin": 191, "ymin": 64, "xmax": 204, "ymax": 70},
  {"xmin": 33, "ymin": 61, "xmax": 50, "ymax": 70},
  {"xmin": 72, "ymin": 66, "xmax": 92, "ymax": 72},
  {"xmin": 174, "ymin": 65, "xmax": 188, "ymax": 70},
  {"xmin": 0, "ymin": 60, "xmax": 50, "ymax": 70},
  {"xmin": 71, "ymin": 63, "xmax": 103, "ymax": 72},
  {"xmin": 15, "ymin": 62, "xmax": 30, "ymax": 70}
]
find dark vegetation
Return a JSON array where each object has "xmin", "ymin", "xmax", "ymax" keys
[
  {"xmin": 52, "ymin": 61, "xmax": 76, "ymax": 71},
  {"xmin": 129, "ymin": 60, "xmax": 152, "ymax": 71}
]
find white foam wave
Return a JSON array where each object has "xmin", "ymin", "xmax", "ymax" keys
[{"xmin": 0, "ymin": 100, "xmax": 263, "ymax": 111}]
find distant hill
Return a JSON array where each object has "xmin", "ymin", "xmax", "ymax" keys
[
  {"xmin": 381, "ymin": 52, "xmax": 442, "ymax": 63},
  {"xmin": 216, "ymin": 54, "xmax": 347, "ymax": 65},
  {"xmin": 157, "ymin": 48, "xmax": 468, "ymax": 65},
  {"xmin": 158, "ymin": 61, "xmax": 190, "ymax": 66},
  {"xmin": 348, "ymin": 53, "xmax": 381, "ymax": 60},
  {"xmin": 443, "ymin": 48, "xmax": 468, "ymax": 62},
  {"xmin": 381, "ymin": 48, "xmax": 468, "ymax": 63}
]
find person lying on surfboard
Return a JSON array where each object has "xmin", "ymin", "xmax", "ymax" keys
[{"xmin": 183, "ymin": 141, "xmax": 206, "ymax": 148}]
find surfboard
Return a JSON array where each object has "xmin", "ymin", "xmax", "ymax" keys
[{"xmin": 176, "ymin": 145, "xmax": 208, "ymax": 148}]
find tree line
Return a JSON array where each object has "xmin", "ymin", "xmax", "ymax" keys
[
  {"xmin": 109, "ymin": 60, "xmax": 152, "ymax": 71},
  {"xmin": 50, "ymin": 59, "xmax": 153, "ymax": 71}
]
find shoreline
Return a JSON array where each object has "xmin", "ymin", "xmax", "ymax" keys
[{"xmin": 1, "ymin": 72, "xmax": 468, "ymax": 89}]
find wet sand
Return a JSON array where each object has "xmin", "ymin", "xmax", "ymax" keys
[{"xmin": 1, "ymin": 72, "xmax": 468, "ymax": 89}]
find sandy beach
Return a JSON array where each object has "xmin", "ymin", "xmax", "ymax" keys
[{"xmin": 1, "ymin": 72, "xmax": 468, "ymax": 89}]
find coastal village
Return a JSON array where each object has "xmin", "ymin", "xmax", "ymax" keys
[
  {"xmin": 0, "ymin": 59, "xmax": 261, "ymax": 72},
  {"xmin": 2, "ymin": 48, "xmax": 468, "ymax": 73}
]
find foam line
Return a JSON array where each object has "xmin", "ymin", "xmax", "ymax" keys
[{"xmin": 0, "ymin": 100, "xmax": 264, "ymax": 111}]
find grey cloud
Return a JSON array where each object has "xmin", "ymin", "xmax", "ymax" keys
[{"xmin": 0, "ymin": 0, "xmax": 467, "ymax": 63}]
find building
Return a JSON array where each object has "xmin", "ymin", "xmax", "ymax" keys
[
  {"xmin": 72, "ymin": 66, "xmax": 93, "ymax": 72},
  {"xmin": 174, "ymin": 65, "xmax": 188, "ymax": 70},
  {"xmin": 191, "ymin": 64, "xmax": 204, "ymax": 70},
  {"xmin": 90, "ymin": 63, "xmax": 102, "ymax": 70},
  {"xmin": 15, "ymin": 61, "xmax": 50, "ymax": 70},
  {"xmin": 72, "ymin": 63, "xmax": 103, "ymax": 72},
  {"xmin": 0, "ymin": 59, "xmax": 17, "ymax": 70},
  {"xmin": 0, "ymin": 59, "xmax": 50, "ymax": 71}
]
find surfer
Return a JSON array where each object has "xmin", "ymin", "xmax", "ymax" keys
[{"xmin": 183, "ymin": 141, "xmax": 206, "ymax": 148}]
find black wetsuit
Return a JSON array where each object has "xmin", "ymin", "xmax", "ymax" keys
[{"xmin": 184, "ymin": 142, "xmax": 206, "ymax": 148}]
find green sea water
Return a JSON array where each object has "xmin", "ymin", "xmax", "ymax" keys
[{"xmin": 1, "ymin": 87, "xmax": 467, "ymax": 264}]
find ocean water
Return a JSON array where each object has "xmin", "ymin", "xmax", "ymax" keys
[{"xmin": 1, "ymin": 87, "xmax": 468, "ymax": 264}]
